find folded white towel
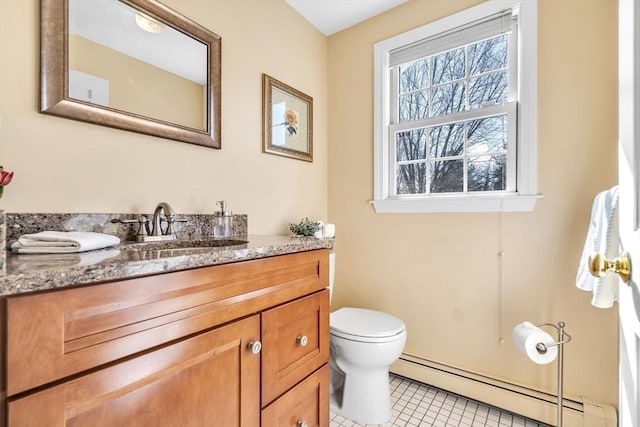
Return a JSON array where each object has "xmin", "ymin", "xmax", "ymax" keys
[
  {"xmin": 15, "ymin": 249, "xmax": 121, "ymax": 271},
  {"xmin": 11, "ymin": 231, "xmax": 121, "ymax": 254},
  {"xmin": 576, "ymin": 186, "xmax": 619, "ymax": 308}
]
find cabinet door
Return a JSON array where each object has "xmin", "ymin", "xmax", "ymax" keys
[
  {"xmin": 261, "ymin": 365, "xmax": 329, "ymax": 427},
  {"xmin": 8, "ymin": 315, "xmax": 261, "ymax": 427},
  {"xmin": 6, "ymin": 249, "xmax": 329, "ymax": 396},
  {"xmin": 262, "ymin": 290, "xmax": 329, "ymax": 406}
]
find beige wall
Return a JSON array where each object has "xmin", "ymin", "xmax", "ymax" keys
[
  {"xmin": 69, "ymin": 34, "xmax": 206, "ymax": 130},
  {"xmin": 328, "ymin": 0, "xmax": 618, "ymax": 409},
  {"xmin": 0, "ymin": 0, "xmax": 620, "ymax": 412},
  {"xmin": 0, "ymin": 0, "xmax": 327, "ymax": 235}
]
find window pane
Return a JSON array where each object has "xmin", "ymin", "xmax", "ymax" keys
[
  {"xmin": 397, "ymin": 163, "xmax": 427, "ymax": 194},
  {"xmin": 429, "ymin": 122, "xmax": 464, "ymax": 158},
  {"xmin": 396, "ymin": 130, "xmax": 427, "ymax": 161},
  {"xmin": 432, "ymin": 48, "xmax": 465, "ymax": 85},
  {"xmin": 431, "ymin": 82, "xmax": 465, "ymax": 117},
  {"xmin": 468, "ymin": 34, "xmax": 508, "ymax": 76},
  {"xmin": 399, "ymin": 59, "xmax": 429, "ymax": 93},
  {"xmin": 399, "ymin": 91, "xmax": 429, "ymax": 122},
  {"xmin": 468, "ymin": 155, "xmax": 506, "ymax": 191},
  {"xmin": 430, "ymin": 159, "xmax": 463, "ymax": 193},
  {"xmin": 469, "ymin": 71, "xmax": 508, "ymax": 108},
  {"xmin": 467, "ymin": 115, "xmax": 507, "ymax": 154}
]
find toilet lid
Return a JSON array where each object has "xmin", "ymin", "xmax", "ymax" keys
[{"xmin": 330, "ymin": 307, "xmax": 406, "ymax": 339}]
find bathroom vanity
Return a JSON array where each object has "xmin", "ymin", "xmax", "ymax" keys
[{"xmin": 0, "ymin": 231, "xmax": 331, "ymax": 426}]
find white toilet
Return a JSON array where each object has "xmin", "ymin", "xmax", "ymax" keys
[{"xmin": 328, "ymin": 252, "xmax": 407, "ymax": 425}]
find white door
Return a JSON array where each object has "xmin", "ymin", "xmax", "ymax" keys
[{"xmin": 618, "ymin": 1, "xmax": 640, "ymax": 425}]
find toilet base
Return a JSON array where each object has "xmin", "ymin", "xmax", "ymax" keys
[{"xmin": 330, "ymin": 367, "xmax": 392, "ymax": 425}]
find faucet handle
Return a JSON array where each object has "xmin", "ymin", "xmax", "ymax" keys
[
  {"xmin": 155, "ymin": 216, "xmax": 187, "ymax": 237},
  {"xmin": 111, "ymin": 218, "xmax": 138, "ymax": 225},
  {"xmin": 135, "ymin": 216, "xmax": 150, "ymax": 240},
  {"xmin": 164, "ymin": 215, "xmax": 184, "ymax": 236},
  {"xmin": 111, "ymin": 216, "xmax": 149, "ymax": 241}
]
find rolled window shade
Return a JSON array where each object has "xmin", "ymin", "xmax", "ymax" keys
[{"xmin": 389, "ymin": 10, "xmax": 515, "ymax": 67}]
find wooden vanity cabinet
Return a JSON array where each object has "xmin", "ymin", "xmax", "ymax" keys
[
  {"xmin": 262, "ymin": 365, "xmax": 329, "ymax": 427},
  {"xmin": 3, "ymin": 249, "xmax": 330, "ymax": 427},
  {"xmin": 261, "ymin": 289, "xmax": 330, "ymax": 427},
  {"xmin": 8, "ymin": 315, "xmax": 261, "ymax": 427}
]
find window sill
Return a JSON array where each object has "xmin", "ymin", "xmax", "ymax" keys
[{"xmin": 370, "ymin": 193, "xmax": 543, "ymax": 213}]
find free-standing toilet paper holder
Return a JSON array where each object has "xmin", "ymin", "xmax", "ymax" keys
[{"xmin": 535, "ymin": 321, "xmax": 572, "ymax": 427}]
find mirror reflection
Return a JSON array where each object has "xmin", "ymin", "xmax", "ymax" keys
[
  {"xmin": 41, "ymin": 0, "xmax": 221, "ymax": 148},
  {"xmin": 68, "ymin": 0, "xmax": 207, "ymax": 130}
]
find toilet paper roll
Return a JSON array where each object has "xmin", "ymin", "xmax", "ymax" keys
[
  {"xmin": 323, "ymin": 223, "xmax": 336, "ymax": 238},
  {"xmin": 512, "ymin": 322, "xmax": 558, "ymax": 365}
]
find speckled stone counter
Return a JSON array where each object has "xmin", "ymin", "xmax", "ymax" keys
[
  {"xmin": 6, "ymin": 212, "xmax": 249, "ymax": 243},
  {"xmin": 1, "ymin": 213, "xmax": 333, "ymax": 296},
  {"xmin": 1, "ymin": 235, "xmax": 333, "ymax": 296}
]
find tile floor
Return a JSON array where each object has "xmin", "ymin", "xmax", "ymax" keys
[{"xmin": 329, "ymin": 374, "xmax": 549, "ymax": 427}]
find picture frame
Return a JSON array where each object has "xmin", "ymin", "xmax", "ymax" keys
[{"xmin": 262, "ymin": 74, "xmax": 313, "ymax": 162}]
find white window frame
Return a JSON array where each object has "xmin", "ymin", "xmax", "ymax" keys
[{"xmin": 372, "ymin": 0, "xmax": 540, "ymax": 213}]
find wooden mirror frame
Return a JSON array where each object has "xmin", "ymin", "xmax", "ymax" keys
[{"xmin": 40, "ymin": 0, "xmax": 222, "ymax": 148}]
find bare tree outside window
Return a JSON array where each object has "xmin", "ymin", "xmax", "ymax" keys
[{"xmin": 395, "ymin": 34, "xmax": 509, "ymax": 195}]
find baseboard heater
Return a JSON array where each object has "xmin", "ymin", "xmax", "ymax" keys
[{"xmin": 391, "ymin": 353, "xmax": 617, "ymax": 427}]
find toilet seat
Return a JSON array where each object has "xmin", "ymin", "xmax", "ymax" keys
[{"xmin": 330, "ymin": 307, "xmax": 406, "ymax": 343}]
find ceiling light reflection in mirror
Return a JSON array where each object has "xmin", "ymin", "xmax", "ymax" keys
[
  {"xmin": 67, "ymin": 0, "xmax": 208, "ymax": 131},
  {"xmin": 135, "ymin": 12, "xmax": 164, "ymax": 34}
]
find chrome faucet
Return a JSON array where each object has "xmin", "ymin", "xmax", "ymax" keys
[
  {"xmin": 150, "ymin": 202, "xmax": 177, "ymax": 240},
  {"xmin": 111, "ymin": 202, "xmax": 186, "ymax": 242}
]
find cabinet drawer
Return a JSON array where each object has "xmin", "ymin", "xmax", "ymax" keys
[
  {"xmin": 262, "ymin": 364, "xmax": 329, "ymax": 427},
  {"xmin": 261, "ymin": 290, "xmax": 329, "ymax": 406},
  {"xmin": 8, "ymin": 315, "xmax": 261, "ymax": 427},
  {"xmin": 6, "ymin": 249, "xmax": 329, "ymax": 396}
]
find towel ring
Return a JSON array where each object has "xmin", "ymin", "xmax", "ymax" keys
[{"xmin": 588, "ymin": 252, "xmax": 631, "ymax": 283}]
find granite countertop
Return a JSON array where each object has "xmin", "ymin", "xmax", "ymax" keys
[{"xmin": 1, "ymin": 235, "xmax": 333, "ymax": 296}]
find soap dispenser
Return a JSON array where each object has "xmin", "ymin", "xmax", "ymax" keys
[{"xmin": 213, "ymin": 200, "xmax": 233, "ymax": 238}]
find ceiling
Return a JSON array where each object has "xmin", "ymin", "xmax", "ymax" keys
[
  {"xmin": 67, "ymin": 0, "xmax": 409, "ymax": 85},
  {"xmin": 284, "ymin": 0, "xmax": 409, "ymax": 36},
  {"xmin": 69, "ymin": 0, "xmax": 206, "ymax": 84}
]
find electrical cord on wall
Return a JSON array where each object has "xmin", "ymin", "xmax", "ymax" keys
[{"xmin": 497, "ymin": 198, "xmax": 505, "ymax": 345}]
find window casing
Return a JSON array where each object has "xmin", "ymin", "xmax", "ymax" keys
[{"xmin": 373, "ymin": 0, "xmax": 539, "ymax": 213}]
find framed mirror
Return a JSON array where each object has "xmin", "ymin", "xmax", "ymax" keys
[
  {"xmin": 262, "ymin": 74, "xmax": 313, "ymax": 162},
  {"xmin": 41, "ymin": 0, "xmax": 221, "ymax": 148}
]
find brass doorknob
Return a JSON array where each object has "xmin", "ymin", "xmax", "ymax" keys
[{"xmin": 588, "ymin": 252, "xmax": 632, "ymax": 283}]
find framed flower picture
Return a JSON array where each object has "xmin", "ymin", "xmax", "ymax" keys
[{"xmin": 262, "ymin": 74, "xmax": 313, "ymax": 162}]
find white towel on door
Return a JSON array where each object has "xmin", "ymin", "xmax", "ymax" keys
[
  {"xmin": 576, "ymin": 186, "xmax": 619, "ymax": 308},
  {"xmin": 11, "ymin": 231, "xmax": 120, "ymax": 254}
]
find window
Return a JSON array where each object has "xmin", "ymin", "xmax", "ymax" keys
[{"xmin": 373, "ymin": 0, "xmax": 539, "ymax": 213}]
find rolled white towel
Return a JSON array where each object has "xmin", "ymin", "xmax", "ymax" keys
[
  {"xmin": 323, "ymin": 223, "xmax": 336, "ymax": 238},
  {"xmin": 313, "ymin": 221, "xmax": 325, "ymax": 239},
  {"xmin": 11, "ymin": 231, "xmax": 120, "ymax": 254}
]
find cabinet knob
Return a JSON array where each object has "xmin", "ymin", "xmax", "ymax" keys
[
  {"xmin": 296, "ymin": 335, "xmax": 308, "ymax": 347},
  {"xmin": 247, "ymin": 341, "xmax": 262, "ymax": 354},
  {"xmin": 297, "ymin": 421, "xmax": 309, "ymax": 427}
]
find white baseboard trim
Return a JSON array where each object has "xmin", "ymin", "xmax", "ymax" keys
[{"xmin": 391, "ymin": 353, "xmax": 617, "ymax": 427}]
